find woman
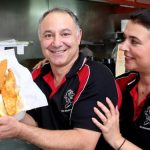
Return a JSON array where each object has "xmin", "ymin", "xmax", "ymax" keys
[{"xmin": 92, "ymin": 9, "xmax": 150, "ymax": 150}]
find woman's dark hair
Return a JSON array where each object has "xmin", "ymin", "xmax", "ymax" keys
[{"xmin": 130, "ymin": 9, "xmax": 150, "ymax": 29}]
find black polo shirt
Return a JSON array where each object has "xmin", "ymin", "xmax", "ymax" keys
[
  {"xmin": 116, "ymin": 71, "xmax": 150, "ymax": 149},
  {"xmin": 28, "ymin": 53, "xmax": 118, "ymax": 149}
]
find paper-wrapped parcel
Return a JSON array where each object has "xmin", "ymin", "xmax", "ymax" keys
[{"xmin": 0, "ymin": 49, "xmax": 48, "ymax": 120}]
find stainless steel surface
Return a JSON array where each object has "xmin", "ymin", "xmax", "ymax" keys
[
  {"xmin": 0, "ymin": 0, "xmax": 116, "ymax": 63},
  {"xmin": 0, "ymin": 0, "xmax": 48, "ymax": 60},
  {"xmin": 49, "ymin": 0, "xmax": 115, "ymax": 58},
  {"xmin": 0, "ymin": 139, "xmax": 39, "ymax": 150},
  {"xmin": 50, "ymin": 0, "xmax": 114, "ymax": 41}
]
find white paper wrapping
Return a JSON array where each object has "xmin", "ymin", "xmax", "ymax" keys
[{"xmin": 0, "ymin": 49, "xmax": 48, "ymax": 117}]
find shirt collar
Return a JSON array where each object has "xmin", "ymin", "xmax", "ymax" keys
[{"xmin": 41, "ymin": 53, "xmax": 87, "ymax": 78}]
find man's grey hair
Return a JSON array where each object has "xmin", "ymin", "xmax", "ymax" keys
[{"xmin": 38, "ymin": 7, "xmax": 81, "ymax": 35}]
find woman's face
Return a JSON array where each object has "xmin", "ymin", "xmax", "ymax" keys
[{"xmin": 120, "ymin": 20, "xmax": 150, "ymax": 73}]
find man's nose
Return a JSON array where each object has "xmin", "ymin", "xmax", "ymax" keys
[{"xmin": 52, "ymin": 35, "xmax": 62, "ymax": 47}]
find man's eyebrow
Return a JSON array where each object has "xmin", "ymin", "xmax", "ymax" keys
[
  {"xmin": 42, "ymin": 29, "xmax": 71, "ymax": 34},
  {"xmin": 61, "ymin": 28, "xmax": 71, "ymax": 32},
  {"xmin": 43, "ymin": 30, "xmax": 52, "ymax": 34}
]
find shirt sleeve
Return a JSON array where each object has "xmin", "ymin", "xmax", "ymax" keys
[{"xmin": 71, "ymin": 62, "xmax": 118, "ymax": 132}]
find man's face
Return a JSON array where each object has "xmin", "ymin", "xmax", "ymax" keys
[
  {"xmin": 120, "ymin": 20, "xmax": 150, "ymax": 73},
  {"xmin": 39, "ymin": 12, "xmax": 82, "ymax": 68}
]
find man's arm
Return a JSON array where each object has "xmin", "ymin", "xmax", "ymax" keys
[
  {"xmin": 0, "ymin": 114, "xmax": 100, "ymax": 150},
  {"xmin": 19, "ymin": 123, "xmax": 100, "ymax": 150}
]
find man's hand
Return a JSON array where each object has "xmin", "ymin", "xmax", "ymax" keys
[{"xmin": 0, "ymin": 115, "xmax": 21, "ymax": 139}]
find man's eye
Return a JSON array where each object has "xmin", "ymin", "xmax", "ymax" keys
[
  {"xmin": 62, "ymin": 33, "xmax": 70, "ymax": 37},
  {"xmin": 44, "ymin": 34, "xmax": 52, "ymax": 39}
]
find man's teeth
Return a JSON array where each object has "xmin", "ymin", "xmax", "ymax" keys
[{"xmin": 51, "ymin": 50, "xmax": 65, "ymax": 53}]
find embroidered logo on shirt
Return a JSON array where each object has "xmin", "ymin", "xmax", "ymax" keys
[
  {"xmin": 140, "ymin": 106, "xmax": 150, "ymax": 130},
  {"xmin": 144, "ymin": 106, "xmax": 150, "ymax": 126},
  {"xmin": 64, "ymin": 89, "xmax": 75, "ymax": 109}
]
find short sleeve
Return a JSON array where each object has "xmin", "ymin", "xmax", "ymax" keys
[{"xmin": 71, "ymin": 62, "xmax": 118, "ymax": 131}]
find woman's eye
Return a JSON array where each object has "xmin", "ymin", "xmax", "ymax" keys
[{"xmin": 131, "ymin": 39, "xmax": 139, "ymax": 45}]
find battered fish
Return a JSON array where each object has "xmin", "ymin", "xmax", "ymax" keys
[
  {"xmin": 1, "ymin": 69, "xmax": 19, "ymax": 116},
  {"xmin": 0, "ymin": 59, "xmax": 7, "ymax": 91}
]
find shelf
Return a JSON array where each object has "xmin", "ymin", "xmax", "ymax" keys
[{"xmin": 109, "ymin": 0, "xmax": 150, "ymax": 8}]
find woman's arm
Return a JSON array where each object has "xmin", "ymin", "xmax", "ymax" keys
[
  {"xmin": 32, "ymin": 58, "xmax": 49, "ymax": 70},
  {"xmin": 92, "ymin": 97, "xmax": 142, "ymax": 150}
]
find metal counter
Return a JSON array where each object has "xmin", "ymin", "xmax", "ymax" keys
[{"xmin": 0, "ymin": 139, "xmax": 39, "ymax": 150}]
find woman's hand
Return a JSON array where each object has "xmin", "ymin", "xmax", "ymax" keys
[
  {"xmin": 92, "ymin": 97, "xmax": 124, "ymax": 149},
  {"xmin": 33, "ymin": 58, "xmax": 49, "ymax": 70},
  {"xmin": 92, "ymin": 97, "xmax": 142, "ymax": 150}
]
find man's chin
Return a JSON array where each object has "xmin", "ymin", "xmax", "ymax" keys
[{"xmin": 51, "ymin": 61, "xmax": 66, "ymax": 67}]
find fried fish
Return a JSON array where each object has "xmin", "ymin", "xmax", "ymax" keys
[
  {"xmin": 0, "ymin": 59, "xmax": 7, "ymax": 91},
  {"xmin": 1, "ymin": 68, "xmax": 19, "ymax": 116}
]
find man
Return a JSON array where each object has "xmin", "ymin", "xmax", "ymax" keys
[{"xmin": 0, "ymin": 8, "xmax": 118, "ymax": 150}]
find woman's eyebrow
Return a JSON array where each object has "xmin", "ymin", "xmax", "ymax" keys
[{"xmin": 129, "ymin": 36, "xmax": 140, "ymax": 40}]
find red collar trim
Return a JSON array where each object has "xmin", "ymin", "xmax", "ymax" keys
[
  {"xmin": 130, "ymin": 83, "xmax": 147, "ymax": 121},
  {"xmin": 43, "ymin": 72, "xmax": 66, "ymax": 98}
]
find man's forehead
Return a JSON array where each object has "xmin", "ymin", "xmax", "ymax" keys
[
  {"xmin": 43, "ymin": 12, "xmax": 73, "ymax": 22},
  {"xmin": 40, "ymin": 13, "xmax": 76, "ymax": 30}
]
